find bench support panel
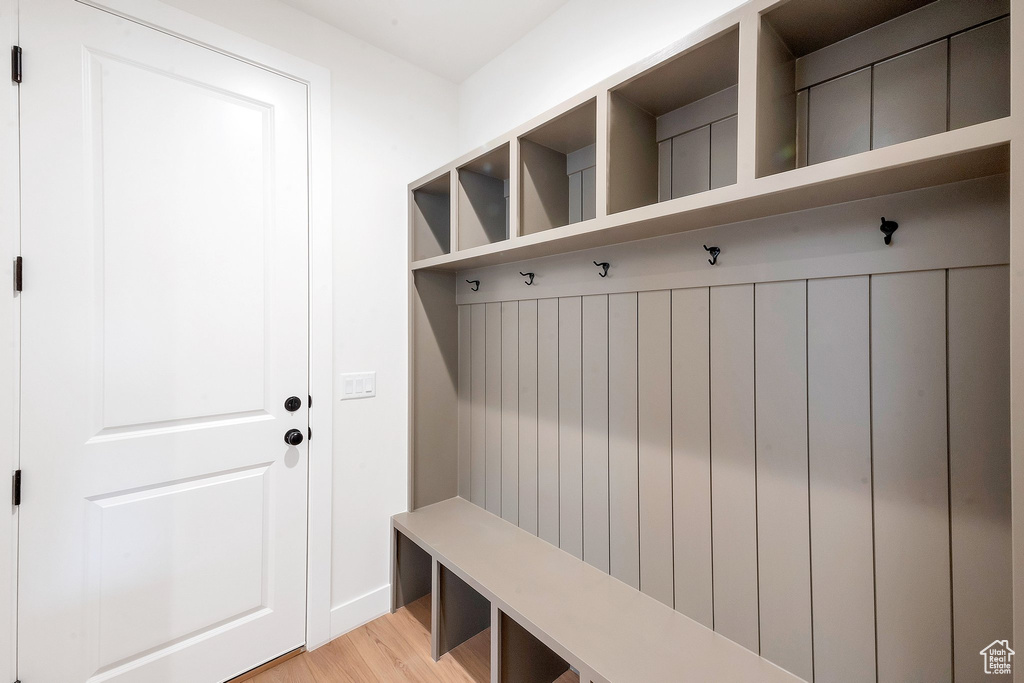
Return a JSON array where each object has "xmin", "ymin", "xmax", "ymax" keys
[
  {"xmin": 438, "ymin": 562, "xmax": 491, "ymax": 658},
  {"xmin": 392, "ymin": 529, "xmax": 432, "ymax": 612},
  {"xmin": 497, "ymin": 610, "xmax": 571, "ymax": 683}
]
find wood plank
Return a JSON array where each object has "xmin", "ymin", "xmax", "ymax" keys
[
  {"xmin": 582, "ymin": 295, "xmax": 610, "ymax": 572},
  {"xmin": 808, "ymin": 68, "xmax": 871, "ymax": 165},
  {"xmin": 949, "ymin": 17, "xmax": 1011, "ymax": 130},
  {"xmin": 754, "ymin": 280, "xmax": 812, "ymax": 681},
  {"xmin": 559, "ymin": 296, "xmax": 584, "ymax": 559},
  {"xmin": 470, "ymin": 304, "xmax": 486, "ymax": 507},
  {"xmin": 581, "ymin": 166, "xmax": 596, "ymax": 222},
  {"xmin": 638, "ymin": 290, "xmax": 673, "ymax": 607},
  {"xmin": 518, "ymin": 300, "xmax": 539, "ymax": 535},
  {"xmin": 807, "ymin": 276, "xmax": 875, "ymax": 683},
  {"xmin": 501, "ymin": 302, "xmax": 519, "ymax": 524},
  {"xmin": 871, "ymin": 269, "xmax": 950, "ymax": 682},
  {"xmin": 670, "ymin": 126, "xmax": 711, "ymax": 199},
  {"xmin": 872, "ymin": 41, "xmax": 948, "ymax": 150},
  {"xmin": 710, "ymin": 115, "xmax": 737, "ymax": 189},
  {"xmin": 458, "ymin": 307, "xmax": 471, "ymax": 499},
  {"xmin": 485, "ymin": 302, "xmax": 503, "ymax": 515},
  {"xmin": 948, "ymin": 266, "xmax": 1012, "ymax": 683},
  {"xmin": 537, "ymin": 298, "xmax": 560, "ymax": 546},
  {"xmin": 608, "ymin": 293, "xmax": 640, "ymax": 589},
  {"xmin": 710, "ymin": 283, "xmax": 759, "ymax": 652},
  {"xmin": 670, "ymin": 287, "xmax": 712, "ymax": 627}
]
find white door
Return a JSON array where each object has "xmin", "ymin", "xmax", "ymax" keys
[{"xmin": 18, "ymin": 1, "xmax": 310, "ymax": 681}]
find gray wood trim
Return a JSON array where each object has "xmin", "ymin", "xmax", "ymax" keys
[
  {"xmin": 537, "ymin": 298, "xmax": 560, "ymax": 546},
  {"xmin": 670, "ymin": 287, "xmax": 713, "ymax": 627},
  {"xmin": 753, "ymin": 280, "xmax": 812, "ymax": 681},
  {"xmin": 871, "ymin": 269, "xmax": 951, "ymax": 682},
  {"xmin": 485, "ymin": 302, "xmax": 503, "ymax": 515},
  {"xmin": 710, "ymin": 283, "xmax": 759, "ymax": 652},
  {"xmin": 807, "ymin": 276, "xmax": 876, "ymax": 683},
  {"xmin": 637, "ymin": 290, "xmax": 674, "ymax": 607},
  {"xmin": 582, "ymin": 295, "xmax": 610, "ymax": 572},
  {"xmin": 948, "ymin": 265, "xmax": 1012, "ymax": 683},
  {"xmin": 501, "ymin": 301, "xmax": 520, "ymax": 524},
  {"xmin": 518, "ymin": 300, "xmax": 540, "ymax": 536},
  {"xmin": 558, "ymin": 297, "xmax": 584, "ymax": 559},
  {"xmin": 608, "ymin": 293, "xmax": 641, "ymax": 589},
  {"xmin": 471, "ymin": 303, "xmax": 486, "ymax": 506}
]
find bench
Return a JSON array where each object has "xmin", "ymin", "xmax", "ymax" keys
[{"xmin": 391, "ymin": 497, "xmax": 803, "ymax": 683}]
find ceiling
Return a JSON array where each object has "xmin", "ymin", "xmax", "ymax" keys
[{"xmin": 277, "ymin": 0, "xmax": 572, "ymax": 82}]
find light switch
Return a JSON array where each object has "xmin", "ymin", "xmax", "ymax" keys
[{"xmin": 339, "ymin": 372, "xmax": 376, "ymax": 400}]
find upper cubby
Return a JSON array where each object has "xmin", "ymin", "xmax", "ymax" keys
[
  {"xmin": 457, "ymin": 143, "xmax": 511, "ymax": 250},
  {"xmin": 519, "ymin": 98, "xmax": 597, "ymax": 235},
  {"xmin": 757, "ymin": 0, "xmax": 1010, "ymax": 177},
  {"xmin": 412, "ymin": 172, "xmax": 451, "ymax": 261},
  {"xmin": 608, "ymin": 26, "xmax": 739, "ymax": 215}
]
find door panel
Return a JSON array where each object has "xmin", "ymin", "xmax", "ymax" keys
[{"xmin": 19, "ymin": 2, "xmax": 310, "ymax": 681}]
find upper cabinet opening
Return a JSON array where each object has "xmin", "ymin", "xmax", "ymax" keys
[
  {"xmin": 608, "ymin": 26, "xmax": 739, "ymax": 215},
  {"xmin": 458, "ymin": 143, "xmax": 511, "ymax": 250},
  {"xmin": 756, "ymin": 0, "xmax": 1010, "ymax": 177},
  {"xmin": 519, "ymin": 98, "xmax": 597, "ymax": 235},
  {"xmin": 412, "ymin": 172, "xmax": 451, "ymax": 261}
]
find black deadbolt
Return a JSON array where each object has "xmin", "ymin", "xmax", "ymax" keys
[
  {"xmin": 284, "ymin": 429, "xmax": 304, "ymax": 446},
  {"xmin": 284, "ymin": 396, "xmax": 302, "ymax": 412}
]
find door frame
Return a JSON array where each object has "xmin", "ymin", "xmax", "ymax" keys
[{"xmin": 0, "ymin": 1, "xmax": 335, "ymax": 677}]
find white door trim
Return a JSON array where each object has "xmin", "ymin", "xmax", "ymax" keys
[{"xmin": 7, "ymin": 0, "xmax": 334, "ymax": 665}]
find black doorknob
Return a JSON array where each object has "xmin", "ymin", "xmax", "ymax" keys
[
  {"xmin": 284, "ymin": 396, "xmax": 302, "ymax": 412},
  {"xmin": 284, "ymin": 429, "xmax": 304, "ymax": 446}
]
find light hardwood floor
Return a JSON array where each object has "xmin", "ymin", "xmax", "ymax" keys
[{"xmin": 242, "ymin": 596, "xmax": 579, "ymax": 682}]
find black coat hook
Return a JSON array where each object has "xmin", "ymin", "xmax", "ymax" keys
[
  {"xmin": 880, "ymin": 217, "xmax": 898, "ymax": 246},
  {"xmin": 466, "ymin": 280, "xmax": 480, "ymax": 291},
  {"xmin": 703, "ymin": 244, "xmax": 720, "ymax": 266},
  {"xmin": 594, "ymin": 261, "xmax": 610, "ymax": 278},
  {"xmin": 520, "ymin": 272, "xmax": 535, "ymax": 286}
]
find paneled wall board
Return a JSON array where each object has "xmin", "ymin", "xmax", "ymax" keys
[
  {"xmin": 582, "ymin": 295, "xmax": 610, "ymax": 572},
  {"xmin": 608, "ymin": 293, "xmax": 640, "ymax": 589},
  {"xmin": 754, "ymin": 281, "xmax": 812, "ymax": 681},
  {"xmin": 949, "ymin": 17, "xmax": 1011, "ymax": 130},
  {"xmin": 948, "ymin": 266, "xmax": 1012, "ymax": 683},
  {"xmin": 807, "ymin": 276, "xmax": 875, "ymax": 683},
  {"xmin": 518, "ymin": 301, "xmax": 539, "ymax": 535},
  {"xmin": 457, "ymin": 307, "xmax": 471, "ymax": 498},
  {"xmin": 537, "ymin": 298, "xmax": 560, "ymax": 546},
  {"xmin": 669, "ymin": 126, "xmax": 711, "ymax": 200},
  {"xmin": 558, "ymin": 297, "xmax": 584, "ymax": 559},
  {"xmin": 501, "ymin": 302, "xmax": 519, "ymax": 524},
  {"xmin": 807, "ymin": 67, "xmax": 871, "ymax": 165},
  {"xmin": 871, "ymin": 41, "xmax": 948, "ymax": 150},
  {"xmin": 470, "ymin": 304, "xmax": 486, "ymax": 506},
  {"xmin": 485, "ymin": 302, "xmax": 503, "ymax": 515},
  {"xmin": 710, "ymin": 115, "xmax": 738, "ymax": 189},
  {"xmin": 638, "ymin": 291, "xmax": 674, "ymax": 607},
  {"xmin": 871, "ymin": 270, "xmax": 951, "ymax": 682},
  {"xmin": 670, "ymin": 287, "xmax": 712, "ymax": 627},
  {"xmin": 710, "ymin": 284, "xmax": 759, "ymax": 652}
]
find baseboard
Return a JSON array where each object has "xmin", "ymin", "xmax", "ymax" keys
[{"xmin": 328, "ymin": 584, "xmax": 390, "ymax": 640}]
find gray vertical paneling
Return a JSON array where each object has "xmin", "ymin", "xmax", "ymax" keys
[
  {"xmin": 671, "ymin": 288, "xmax": 712, "ymax": 627},
  {"xmin": 582, "ymin": 295, "xmax": 610, "ymax": 572},
  {"xmin": 608, "ymin": 293, "xmax": 640, "ymax": 589},
  {"xmin": 710, "ymin": 284, "xmax": 759, "ymax": 652},
  {"xmin": 568, "ymin": 171, "xmax": 583, "ymax": 225},
  {"xmin": 670, "ymin": 126, "xmax": 711, "ymax": 199},
  {"xmin": 537, "ymin": 298, "xmax": 560, "ymax": 546},
  {"xmin": 458, "ymin": 306, "xmax": 471, "ymax": 498},
  {"xmin": 470, "ymin": 304, "xmax": 486, "ymax": 507},
  {"xmin": 948, "ymin": 266, "xmax": 1011, "ymax": 683},
  {"xmin": 949, "ymin": 17, "xmax": 1010, "ymax": 130},
  {"xmin": 501, "ymin": 301, "xmax": 519, "ymax": 524},
  {"xmin": 518, "ymin": 300, "xmax": 540, "ymax": 536},
  {"xmin": 637, "ymin": 290, "xmax": 674, "ymax": 607},
  {"xmin": 558, "ymin": 297, "xmax": 584, "ymax": 560},
  {"xmin": 872, "ymin": 41, "xmax": 947, "ymax": 150},
  {"xmin": 754, "ymin": 281, "xmax": 812, "ymax": 681},
  {"xmin": 657, "ymin": 139, "xmax": 672, "ymax": 202},
  {"xmin": 710, "ymin": 115, "xmax": 737, "ymax": 189},
  {"xmin": 485, "ymin": 302, "xmax": 503, "ymax": 516},
  {"xmin": 808, "ymin": 67, "xmax": 871, "ymax": 165},
  {"xmin": 807, "ymin": 276, "xmax": 875, "ymax": 683},
  {"xmin": 582, "ymin": 166, "xmax": 596, "ymax": 221},
  {"xmin": 795, "ymin": 89, "xmax": 809, "ymax": 168},
  {"xmin": 872, "ymin": 269, "xmax": 950, "ymax": 683}
]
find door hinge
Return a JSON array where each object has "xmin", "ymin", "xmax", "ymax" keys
[
  {"xmin": 11, "ymin": 45, "xmax": 21, "ymax": 84},
  {"xmin": 13, "ymin": 256, "xmax": 22, "ymax": 294},
  {"xmin": 12, "ymin": 470, "xmax": 20, "ymax": 507}
]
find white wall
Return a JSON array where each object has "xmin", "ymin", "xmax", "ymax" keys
[
  {"xmin": 160, "ymin": 0, "xmax": 459, "ymax": 635},
  {"xmin": 457, "ymin": 0, "xmax": 745, "ymax": 151}
]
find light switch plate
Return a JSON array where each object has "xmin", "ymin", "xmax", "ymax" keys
[{"xmin": 339, "ymin": 371, "xmax": 376, "ymax": 400}]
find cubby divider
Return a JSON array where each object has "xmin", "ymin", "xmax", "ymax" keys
[
  {"xmin": 436, "ymin": 563, "xmax": 491, "ymax": 660},
  {"xmin": 392, "ymin": 530, "xmax": 432, "ymax": 611},
  {"xmin": 458, "ymin": 144, "xmax": 511, "ymax": 250},
  {"xmin": 495, "ymin": 609, "xmax": 572, "ymax": 683},
  {"xmin": 411, "ymin": 172, "xmax": 451, "ymax": 261}
]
